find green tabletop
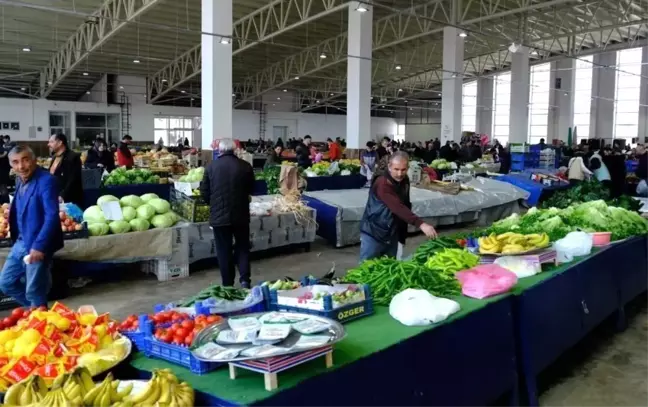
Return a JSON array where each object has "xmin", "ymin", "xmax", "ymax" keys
[{"xmin": 130, "ymin": 294, "xmax": 503, "ymax": 404}]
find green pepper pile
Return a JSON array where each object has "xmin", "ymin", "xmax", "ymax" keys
[
  {"xmin": 177, "ymin": 285, "xmax": 248, "ymax": 307},
  {"xmin": 412, "ymin": 237, "xmax": 461, "ymax": 264},
  {"xmin": 344, "ymin": 257, "xmax": 462, "ymax": 305}
]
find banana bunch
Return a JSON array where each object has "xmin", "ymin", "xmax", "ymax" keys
[
  {"xmin": 3, "ymin": 367, "xmax": 95, "ymax": 407},
  {"xmin": 3, "ymin": 375, "xmax": 48, "ymax": 406},
  {"xmin": 126, "ymin": 369, "xmax": 194, "ymax": 407},
  {"xmin": 82, "ymin": 373, "xmax": 133, "ymax": 407},
  {"xmin": 478, "ymin": 232, "xmax": 550, "ymax": 254}
]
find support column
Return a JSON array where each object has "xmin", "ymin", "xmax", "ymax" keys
[
  {"xmin": 476, "ymin": 77, "xmax": 494, "ymax": 135},
  {"xmin": 549, "ymin": 59, "xmax": 576, "ymax": 142},
  {"xmin": 201, "ymin": 0, "xmax": 233, "ymax": 150},
  {"xmin": 589, "ymin": 51, "xmax": 616, "ymax": 140},
  {"xmin": 638, "ymin": 46, "xmax": 648, "ymax": 143},
  {"xmin": 346, "ymin": 1, "xmax": 372, "ymax": 149},
  {"xmin": 509, "ymin": 47, "xmax": 530, "ymax": 143},
  {"xmin": 441, "ymin": 26, "xmax": 464, "ymax": 143}
]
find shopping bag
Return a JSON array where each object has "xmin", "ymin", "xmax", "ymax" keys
[
  {"xmin": 456, "ymin": 264, "xmax": 517, "ymax": 299},
  {"xmin": 389, "ymin": 288, "xmax": 460, "ymax": 326},
  {"xmin": 279, "ymin": 164, "xmax": 300, "ymax": 195},
  {"xmin": 636, "ymin": 179, "xmax": 648, "ymax": 197},
  {"xmin": 554, "ymin": 231, "xmax": 593, "ymax": 262}
]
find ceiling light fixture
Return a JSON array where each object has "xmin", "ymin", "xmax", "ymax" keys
[
  {"xmin": 181, "ymin": 90, "xmax": 186, "ymax": 93},
  {"xmin": 232, "ymin": 93, "xmax": 236, "ymax": 97},
  {"xmin": 283, "ymin": 89, "xmax": 287, "ymax": 92},
  {"xmin": 451, "ymin": 73, "xmax": 458, "ymax": 78},
  {"xmin": 458, "ymin": 32, "xmax": 467, "ymax": 38},
  {"xmin": 191, "ymin": 98, "xmax": 195, "ymax": 101},
  {"xmin": 356, "ymin": 5, "xmax": 368, "ymax": 12},
  {"xmin": 294, "ymin": 76, "xmax": 300, "ymax": 80},
  {"xmin": 398, "ymin": 88, "xmax": 403, "ymax": 92},
  {"xmin": 531, "ymin": 50, "xmax": 538, "ymax": 55},
  {"xmin": 220, "ymin": 37, "xmax": 231, "ymax": 45},
  {"xmin": 119, "ymin": 86, "xmax": 124, "ymax": 89},
  {"xmin": 133, "ymin": 59, "xmax": 140, "ymax": 63},
  {"xmin": 162, "ymin": 79, "xmax": 168, "ymax": 83},
  {"xmin": 319, "ymin": 53, "xmax": 327, "ymax": 59},
  {"xmin": 22, "ymin": 47, "xmax": 31, "ymax": 52},
  {"xmin": 330, "ymin": 93, "xmax": 334, "ymax": 96},
  {"xmin": 395, "ymin": 65, "xmax": 402, "ymax": 70},
  {"xmin": 316, "ymin": 100, "xmax": 320, "ymax": 103},
  {"xmin": 47, "ymin": 81, "xmax": 52, "ymax": 85},
  {"xmin": 20, "ymin": 87, "xmax": 26, "ymax": 91},
  {"xmin": 381, "ymin": 105, "xmax": 385, "ymax": 108},
  {"xmin": 277, "ymin": 97, "xmax": 281, "ymax": 100},
  {"xmin": 86, "ymin": 91, "xmax": 90, "ymax": 94},
  {"xmin": 83, "ymin": 72, "xmax": 89, "ymax": 76}
]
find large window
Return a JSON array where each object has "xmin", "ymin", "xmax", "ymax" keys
[
  {"xmin": 462, "ymin": 81, "xmax": 478, "ymax": 132},
  {"xmin": 75, "ymin": 113, "xmax": 120, "ymax": 147},
  {"xmin": 573, "ymin": 56, "xmax": 594, "ymax": 140},
  {"xmin": 154, "ymin": 116, "xmax": 197, "ymax": 147},
  {"xmin": 492, "ymin": 73, "xmax": 511, "ymax": 145},
  {"xmin": 528, "ymin": 63, "xmax": 550, "ymax": 144},
  {"xmin": 614, "ymin": 48, "xmax": 642, "ymax": 143}
]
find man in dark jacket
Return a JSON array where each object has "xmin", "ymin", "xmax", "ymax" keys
[
  {"xmin": 47, "ymin": 133, "xmax": 83, "ymax": 206},
  {"xmin": 85, "ymin": 138, "xmax": 115, "ymax": 172},
  {"xmin": 200, "ymin": 139, "xmax": 255, "ymax": 287},
  {"xmin": 296, "ymin": 135, "xmax": 312, "ymax": 168},
  {"xmin": 359, "ymin": 152, "xmax": 437, "ymax": 262}
]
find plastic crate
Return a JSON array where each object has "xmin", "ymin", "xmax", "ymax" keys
[
  {"xmin": 139, "ymin": 315, "xmax": 221, "ymax": 375},
  {"xmin": 194, "ymin": 299, "xmax": 265, "ymax": 317},
  {"xmin": 0, "ymin": 294, "xmax": 20, "ymax": 311},
  {"xmin": 170, "ymin": 188, "xmax": 209, "ymax": 223},
  {"xmin": 63, "ymin": 222, "xmax": 89, "ymax": 240},
  {"xmin": 140, "ymin": 259, "xmax": 189, "ymax": 282},
  {"xmin": 263, "ymin": 284, "xmax": 374, "ymax": 324},
  {"xmin": 120, "ymin": 329, "xmax": 147, "ymax": 351},
  {"xmin": 626, "ymin": 160, "xmax": 638, "ymax": 173}
]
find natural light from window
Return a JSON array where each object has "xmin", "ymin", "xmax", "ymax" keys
[
  {"xmin": 573, "ymin": 56, "xmax": 594, "ymax": 141},
  {"xmin": 492, "ymin": 73, "xmax": 511, "ymax": 146},
  {"xmin": 528, "ymin": 63, "xmax": 550, "ymax": 144},
  {"xmin": 462, "ymin": 81, "xmax": 478, "ymax": 132},
  {"xmin": 614, "ymin": 47, "xmax": 642, "ymax": 144}
]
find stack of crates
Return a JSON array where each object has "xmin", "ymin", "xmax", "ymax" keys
[{"xmin": 510, "ymin": 144, "xmax": 540, "ymax": 171}]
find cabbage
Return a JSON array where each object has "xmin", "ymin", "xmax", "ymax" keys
[
  {"xmin": 148, "ymin": 198, "xmax": 171, "ymax": 214},
  {"xmin": 88, "ymin": 223, "xmax": 110, "ymax": 236},
  {"xmin": 151, "ymin": 214, "xmax": 174, "ymax": 228},
  {"xmin": 166, "ymin": 211, "xmax": 180, "ymax": 224},
  {"xmin": 109, "ymin": 220, "xmax": 131, "ymax": 234},
  {"xmin": 121, "ymin": 206, "xmax": 137, "ymax": 222},
  {"xmin": 136, "ymin": 204, "xmax": 156, "ymax": 220},
  {"xmin": 83, "ymin": 206, "xmax": 106, "ymax": 224},
  {"xmin": 97, "ymin": 195, "xmax": 119, "ymax": 206},
  {"xmin": 140, "ymin": 193, "xmax": 159, "ymax": 203},
  {"xmin": 129, "ymin": 218, "xmax": 150, "ymax": 232},
  {"xmin": 120, "ymin": 195, "xmax": 144, "ymax": 208}
]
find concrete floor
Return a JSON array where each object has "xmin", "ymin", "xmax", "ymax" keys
[{"xmin": 22, "ymin": 233, "xmax": 648, "ymax": 406}]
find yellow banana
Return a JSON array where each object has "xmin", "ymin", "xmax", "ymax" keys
[
  {"xmin": 78, "ymin": 368, "xmax": 95, "ymax": 394},
  {"xmin": 99, "ymin": 387, "xmax": 112, "ymax": 407},
  {"xmin": 116, "ymin": 382, "xmax": 134, "ymax": 400},
  {"xmin": 18, "ymin": 382, "xmax": 33, "ymax": 406},
  {"xmin": 4, "ymin": 382, "xmax": 24, "ymax": 406},
  {"xmin": 136, "ymin": 377, "xmax": 161, "ymax": 407},
  {"xmin": 130, "ymin": 376, "xmax": 156, "ymax": 404},
  {"xmin": 157, "ymin": 380, "xmax": 172, "ymax": 404},
  {"xmin": 83, "ymin": 382, "xmax": 105, "ymax": 406}
]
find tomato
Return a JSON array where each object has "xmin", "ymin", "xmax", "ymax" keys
[
  {"xmin": 172, "ymin": 335, "xmax": 184, "ymax": 345},
  {"xmin": 174, "ymin": 328, "xmax": 188, "ymax": 338},
  {"xmin": 171, "ymin": 313, "xmax": 184, "ymax": 322},
  {"xmin": 3, "ymin": 317, "xmax": 14, "ymax": 327},
  {"xmin": 0, "ymin": 321, "xmax": 5, "ymax": 330},
  {"xmin": 170, "ymin": 323, "xmax": 181, "ymax": 332},
  {"xmin": 162, "ymin": 332, "xmax": 174, "ymax": 343},
  {"xmin": 180, "ymin": 320, "xmax": 194, "ymax": 330},
  {"xmin": 119, "ymin": 322, "xmax": 130, "ymax": 330},
  {"xmin": 131, "ymin": 321, "xmax": 139, "ymax": 330},
  {"xmin": 22, "ymin": 310, "xmax": 31, "ymax": 319},
  {"xmin": 154, "ymin": 329, "xmax": 165, "ymax": 339},
  {"xmin": 126, "ymin": 315, "xmax": 137, "ymax": 323},
  {"xmin": 184, "ymin": 334, "xmax": 193, "ymax": 346},
  {"xmin": 206, "ymin": 315, "xmax": 221, "ymax": 324},
  {"xmin": 11, "ymin": 308, "xmax": 23, "ymax": 318}
]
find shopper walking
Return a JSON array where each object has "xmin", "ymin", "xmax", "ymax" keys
[
  {"xmin": 200, "ymin": 139, "xmax": 255, "ymax": 287},
  {"xmin": 296, "ymin": 135, "xmax": 312, "ymax": 168},
  {"xmin": 359, "ymin": 151, "xmax": 438, "ymax": 262},
  {"xmin": 0, "ymin": 146, "xmax": 63, "ymax": 307},
  {"xmin": 48, "ymin": 133, "xmax": 83, "ymax": 207}
]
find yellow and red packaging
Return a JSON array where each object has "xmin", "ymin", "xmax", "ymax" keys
[{"xmin": 2, "ymin": 357, "xmax": 37, "ymax": 384}]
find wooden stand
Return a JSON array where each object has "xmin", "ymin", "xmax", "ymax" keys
[{"xmin": 229, "ymin": 346, "xmax": 333, "ymax": 391}]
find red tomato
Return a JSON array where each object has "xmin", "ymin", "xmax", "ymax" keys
[
  {"xmin": 171, "ymin": 314, "xmax": 184, "ymax": 322},
  {"xmin": 0, "ymin": 321, "xmax": 5, "ymax": 330},
  {"xmin": 131, "ymin": 321, "xmax": 139, "ymax": 330},
  {"xmin": 126, "ymin": 315, "xmax": 137, "ymax": 323},
  {"xmin": 172, "ymin": 335, "xmax": 184, "ymax": 345},
  {"xmin": 170, "ymin": 323, "xmax": 181, "ymax": 332},
  {"xmin": 11, "ymin": 308, "xmax": 23, "ymax": 318},
  {"xmin": 162, "ymin": 332, "xmax": 174, "ymax": 343},
  {"xmin": 180, "ymin": 320, "xmax": 194, "ymax": 330},
  {"xmin": 174, "ymin": 328, "xmax": 188, "ymax": 338},
  {"xmin": 3, "ymin": 317, "xmax": 14, "ymax": 327},
  {"xmin": 206, "ymin": 315, "xmax": 221, "ymax": 324},
  {"xmin": 154, "ymin": 329, "xmax": 165, "ymax": 339},
  {"xmin": 184, "ymin": 334, "xmax": 193, "ymax": 346},
  {"xmin": 22, "ymin": 310, "xmax": 30, "ymax": 319}
]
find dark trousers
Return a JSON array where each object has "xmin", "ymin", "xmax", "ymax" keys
[{"xmin": 212, "ymin": 223, "xmax": 251, "ymax": 287}]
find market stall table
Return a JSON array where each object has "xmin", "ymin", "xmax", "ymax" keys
[
  {"xmin": 129, "ymin": 296, "xmax": 518, "ymax": 406},
  {"xmin": 494, "ymin": 173, "xmax": 570, "ymax": 206},
  {"xmin": 83, "ymin": 183, "xmax": 171, "ymax": 209}
]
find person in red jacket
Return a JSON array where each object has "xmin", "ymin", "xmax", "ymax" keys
[
  {"xmin": 116, "ymin": 135, "xmax": 134, "ymax": 168},
  {"xmin": 327, "ymin": 138, "xmax": 341, "ymax": 161}
]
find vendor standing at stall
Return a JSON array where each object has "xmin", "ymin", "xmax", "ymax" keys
[
  {"xmin": 200, "ymin": 139, "xmax": 255, "ymax": 288},
  {"xmin": 48, "ymin": 133, "xmax": 83, "ymax": 207},
  {"xmin": 116, "ymin": 135, "xmax": 134, "ymax": 168},
  {"xmin": 296, "ymin": 135, "xmax": 312, "ymax": 168},
  {"xmin": 359, "ymin": 152, "xmax": 438, "ymax": 262},
  {"xmin": 0, "ymin": 146, "xmax": 63, "ymax": 307},
  {"xmin": 327, "ymin": 138, "xmax": 342, "ymax": 161}
]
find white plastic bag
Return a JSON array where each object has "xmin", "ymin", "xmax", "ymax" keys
[
  {"xmin": 389, "ymin": 289, "xmax": 460, "ymax": 326},
  {"xmin": 637, "ymin": 179, "xmax": 648, "ymax": 197},
  {"xmin": 494, "ymin": 256, "xmax": 541, "ymax": 278},
  {"xmin": 554, "ymin": 231, "xmax": 593, "ymax": 263},
  {"xmin": 327, "ymin": 161, "xmax": 340, "ymax": 175}
]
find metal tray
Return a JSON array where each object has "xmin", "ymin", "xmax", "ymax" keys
[{"xmin": 190, "ymin": 311, "xmax": 346, "ymax": 363}]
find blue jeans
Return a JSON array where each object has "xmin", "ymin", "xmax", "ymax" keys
[
  {"xmin": 359, "ymin": 233, "xmax": 399, "ymax": 263},
  {"xmin": 0, "ymin": 240, "xmax": 51, "ymax": 307}
]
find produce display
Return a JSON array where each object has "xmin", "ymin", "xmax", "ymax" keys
[
  {"xmin": 170, "ymin": 188, "xmax": 209, "ymax": 223},
  {"xmin": 344, "ymin": 257, "xmax": 462, "ymax": 305},
  {"xmin": 296, "ymin": 285, "xmax": 363, "ymax": 306},
  {"xmin": 176, "ymin": 286, "xmax": 248, "ymax": 307},
  {"xmin": 255, "ymin": 166, "xmax": 280, "ymax": 194},
  {"xmin": 337, "ymin": 159, "xmax": 361, "ymax": 174},
  {"xmin": 542, "ymin": 179, "xmax": 642, "ymax": 211},
  {"xmin": 103, "ymin": 167, "xmax": 161, "ymax": 186},
  {"xmin": 263, "ymin": 279, "xmax": 302, "ymax": 291},
  {"xmin": 486, "ymin": 200, "xmax": 648, "ymax": 241},
  {"xmin": 0, "ymin": 204, "xmax": 85, "ymax": 242},
  {"xmin": 423, "ymin": 249, "xmax": 480, "ymax": 274},
  {"xmin": 305, "ymin": 161, "xmax": 350, "ymax": 176},
  {"xmin": 412, "ymin": 237, "xmax": 461, "ymax": 264},
  {"xmin": 151, "ymin": 314, "xmax": 222, "ymax": 347},
  {"xmin": 177, "ymin": 167, "xmax": 204, "ymax": 183},
  {"xmin": 429, "ymin": 159, "xmax": 455, "ymax": 170},
  {"xmin": 83, "ymin": 194, "xmax": 179, "ymax": 236},
  {"xmin": 478, "ymin": 233, "xmax": 550, "ymax": 255},
  {"xmin": 0, "ymin": 303, "xmax": 130, "ymax": 391}
]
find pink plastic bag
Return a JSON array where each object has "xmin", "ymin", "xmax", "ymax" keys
[{"xmin": 456, "ymin": 264, "xmax": 517, "ymax": 299}]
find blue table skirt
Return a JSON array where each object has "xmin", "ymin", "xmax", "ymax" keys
[
  {"xmin": 495, "ymin": 174, "xmax": 570, "ymax": 206},
  {"xmin": 301, "ymin": 196, "xmax": 339, "ymax": 246},
  {"xmin": 252, "ymin": 180, "xmax": 268, "ymax": 196},
  {"xmin": 83, "ymin": 184, "xmax": 171, "ymax": 209},
  {"xmin": 126, "ymin": 297, "xmax": 518, "ymax": 406}
]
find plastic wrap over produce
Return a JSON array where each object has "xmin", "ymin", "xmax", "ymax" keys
[
  {"xmin": 185, "ymin": 209, "xmax": 317, "ymax": 263},
  {"xmin": 161, "ymin": 286, "xmax": 264, "ymax": 315},
  {"xmin": 451, "ymin": 177, "xmax": 529, "ymax": 213}
]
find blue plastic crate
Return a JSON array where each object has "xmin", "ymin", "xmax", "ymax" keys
[
  {"xmin": 511, "ymin": 162, "xmax": 526, "ymax": 171},
  {"xmin": 194, "ymin": 299, "xmax": 266, "ymax": 317},
  {"xmin": 264, "ymin": 284, "xmax": 374, "ymax": 324},
  {"xmin": 626, "ymin": 160, "xmax": 638, "ymax": 173},
  {"xmin": 121, "ymin": 329, "xmax": 147, "ymax": 351},
  {"xmin": 139, "ymin": 315, "xmax": 221, "ymax": 375}
]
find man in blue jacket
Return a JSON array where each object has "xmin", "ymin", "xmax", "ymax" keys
[{"xmin": 0, "ymin": 146, "xmax": 63, "ymax": 307}]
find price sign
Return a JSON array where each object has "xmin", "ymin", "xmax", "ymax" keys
[
  {"xmin": 100, "ymin": 201, "xmax": 123, "ymax": 221},
  {"xmin": 175, "ymin": 182, "xmax": 193, "ymax": 196}
]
